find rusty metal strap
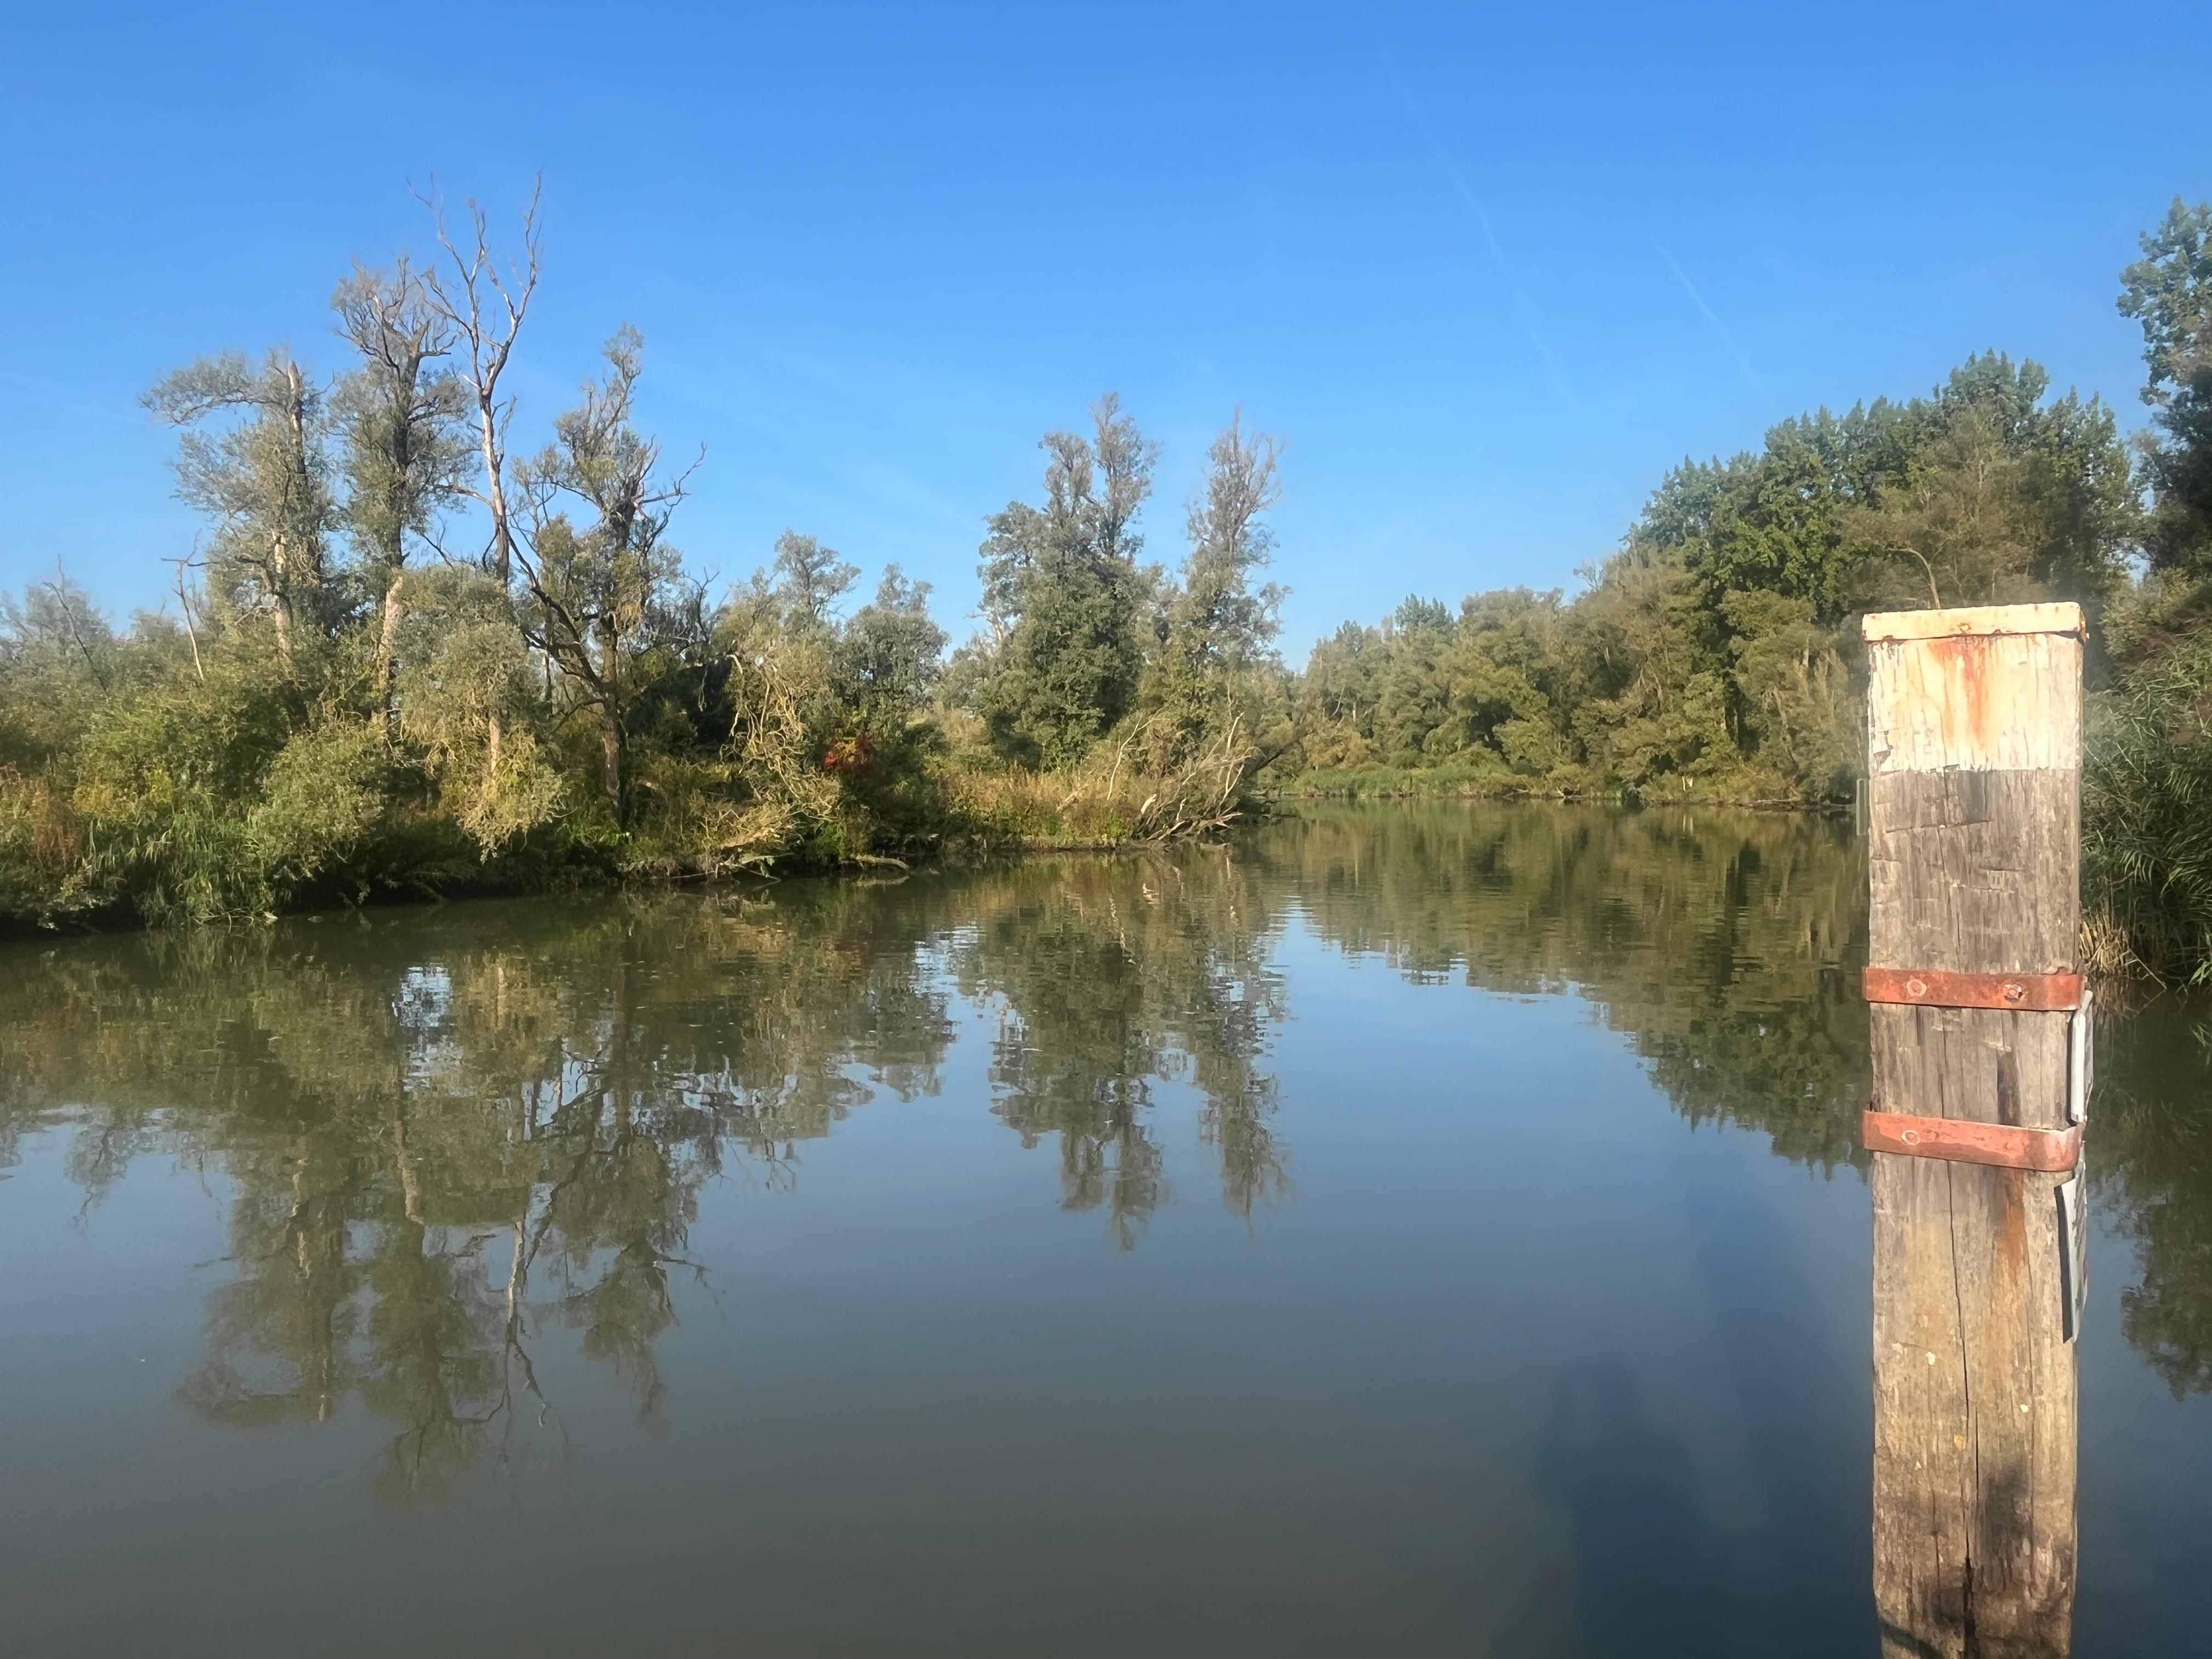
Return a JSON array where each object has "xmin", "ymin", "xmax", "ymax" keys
[
  {"xmin": 1863, "ymin": 1110, "xmax": 2083, "ymax": 1172},
  {"xmin": 1862, "ymin": 966, "xmax": 2084, "ymax": 1012}
]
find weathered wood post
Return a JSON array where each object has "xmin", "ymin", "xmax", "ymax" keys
[{"xmin": 1864, "ymin": 602, "xmax": 2086, "ymax": 1659}]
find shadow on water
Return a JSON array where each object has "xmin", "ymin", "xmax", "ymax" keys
[
  {"xmin": 1537, "ymin": 1361, "xmax": 1722, "ymax": 1655},
  {"xmin": 1534, "ymin": 1343, "xmax": 1871, "ymax": 1657},
  {"xmin": 1667, "ymin": 1130, "xmax": 1871, "ymax": 1656}
]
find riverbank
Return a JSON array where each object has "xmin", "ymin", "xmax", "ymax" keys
[
  {"xmin": 1273, "ymin": 761, "xmax": 1837, "ymax": 812},
  {"xmin": 0, "ymin": 754, "xmax": 1255, "ymax": 938}
]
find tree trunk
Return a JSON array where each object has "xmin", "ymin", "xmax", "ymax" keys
[
  {"xmin": 597, "ymin": 624, "xmax": 625, "ymax": 824},
  {"xmin": 262, "ymin": 518, "xmax": 298, "ymax": 668},
  {"xmin": 376, "ymin": 571, "xmax": 407, "ymax": 743},
  {"xmin": 600, "ymin": 699, "xmax": 626, "ymax": 825},
  {"xmin": 271, "ymin": 584, "xmax": 296, "ymax": 667},
  {"xmin": 482, "ymin": 710, "xmax": 504, "ymax": 808},
  {"xmin": 478, "ymin": 400, "xmax": 513, "ymax": 583}
]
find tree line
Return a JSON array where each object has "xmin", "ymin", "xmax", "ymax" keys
[
  {"xmin": 0, "ymin": 187, "xmax": 1290, "ymax": 930},
  {"xmin": 1288, "ymin": 352, "xmax": 2129, "ymax": 800},
  {"xmin": 6, "ymin": 188, "xmax": 2212, "ymax": 978},
  {"xmin": 1276, "ymin": 198, "xmax": 2212, "ymax": 982}
]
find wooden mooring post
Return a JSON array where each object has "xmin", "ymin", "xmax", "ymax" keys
[{"xmin": 1864, "ymin": 603, "xmax": 2086, "ymax": 1659}]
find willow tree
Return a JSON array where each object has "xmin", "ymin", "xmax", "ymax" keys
[
  {"xmin": 510, "ymin": 326, "xmax": 696, "ymax": 825},
  {"xmin": 972, "ymin": 394, "xmax": 1157, "ymax": 768},
  {"xmin": 331, "ymin": 256, "xmax": 475, "ymax": 736},
  {"xmin": 1140, "ymin": 413, "xmax": 1286, "ymax": 769},
  {"xmin": 144, "ymin": 349, "xmax": 335, "ymax": 667}
]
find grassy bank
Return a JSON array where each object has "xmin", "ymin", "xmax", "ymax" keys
[{"xmin": 0, "ymin": 740, "xmax": 1257, "ymax": 935}]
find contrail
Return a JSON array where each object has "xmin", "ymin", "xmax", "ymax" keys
[
  {"xmin": 1382, "ymin": 59, "xmax": 1592, "ymax": 426},
  {"xmin": 1654, "ymin": 240, "xmax": 1764, "ymax": 391},
  {"xmin": 0, "ymin": 368, "xmax": 137, "ymax": 424}
]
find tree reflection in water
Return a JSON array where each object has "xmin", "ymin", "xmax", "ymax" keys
[
  {"xmin": 2090, "ymin": 1006, "xmax": 2212, "ymax": 1399},
  {"xmin": 947, "ymin": 855, "xmax": 1289, "ymax": 1245},
  {"xmin": 0, "ymin": 855, "xmax": 1284, "ymax": 1499},
  {"xmin": 1255, "ymin": 802, "xmax": 1872, "ymax": 1171},
  {"xmin": 3, "ymin": 801, "xmax": 2209, "ymax": 1511}
]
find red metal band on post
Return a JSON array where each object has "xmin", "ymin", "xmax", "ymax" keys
[
  {"xmin": 1861, "ymin": 967, "xmax": 2084, "ymax": 1012},
  {"xmin": 1862, "ymin": 1110, "xmax": 2083, "ymax": 1172}
]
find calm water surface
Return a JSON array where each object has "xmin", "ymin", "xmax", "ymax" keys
[{"xmin": 3, "ymin": 803, "xmax": 2209, "ymax": 1656}]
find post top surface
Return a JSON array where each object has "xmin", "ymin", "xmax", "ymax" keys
[{"xmin": 1862, "ymin": 602, "xmax": 2084, "ymax": 643}]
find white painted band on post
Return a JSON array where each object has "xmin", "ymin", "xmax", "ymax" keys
[{"xmin": 1861, "ymin": 602, "xmax": 2084, "ymax": 643}]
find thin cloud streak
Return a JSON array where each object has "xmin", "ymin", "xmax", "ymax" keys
[
  {"xmin": 0, "ymin": 369, "xmax": 140, "ymax": 424},
  {"xmin": 1654, "ymin": 240, "xmax": 1765, "ymax": 391},
  {"xmin": 1381, "ymin": 58, "xmax": 1594, "ymax": 428}
]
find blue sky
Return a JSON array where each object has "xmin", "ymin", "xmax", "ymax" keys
[{"xmin": 3, "ymin": 1, "xmax": 2204, "ymax": 657}]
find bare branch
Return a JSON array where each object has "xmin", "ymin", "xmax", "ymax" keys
[{"xmin": 416, "ymin": 174, "xmax": 544, "ymax": 581}]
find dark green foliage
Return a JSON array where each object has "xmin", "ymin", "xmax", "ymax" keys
[
  {"xmin": 2119, "ymin": 201, "xmax": 2212, "ymax": 579},
  {"xmin": 969, "ymin": 397, "xmax": 1155, "ymax": 768},
  {"xmin": 836, "ymin": 565, "xmax": 947, "ymax": 730},
  {"xmin": 2086, "ymin": 611, "xmax": 2212, "ymax": 981},
  {"xmin": 1135, "ymin": 414, "xmax": 1290, "ymax": 770},
  {"xmin": 2085, "ymin": 197, "xmax": 2212, "ymax": 979},
  {"xmin": 1285, "ymin": 349, "xmax": 2134, "ymax": 809}
]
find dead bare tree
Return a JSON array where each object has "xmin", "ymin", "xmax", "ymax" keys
[
  {"xmin": 417, "ymin": 178, "xmax": 543, "ymax": 585},
  {"xmin": 416, "ymin": 179, "xmax": 543, "ymax": 781},
  {"xmin": 165, "ymin": 553, "xmax": 206, "ymax": 683}
]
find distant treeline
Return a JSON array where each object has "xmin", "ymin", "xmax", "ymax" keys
[
  {"xmin": 1285, "ymin": 350, "xmax": 2127, "ymax": 801},
  {"xmin": 1275, "ymin": 199, "xmax": 2212, "ymax": 983},
  {"xmin": 7, "ymin": 190, "xmax": 2212, "ymax": 978}
]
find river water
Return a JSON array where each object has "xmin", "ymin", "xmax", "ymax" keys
[{"xmin": 2, "ymin": 803, "xmax": 2207, "ymax": 1656}]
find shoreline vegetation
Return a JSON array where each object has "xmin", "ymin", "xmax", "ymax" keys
[
  {"xmin": 7, "ymin": 189, "xmax": 2212, "ymax": 980},
  {"xmin": 1269, "ymin": 766, "xmax": 1832, "ymax": 812}
]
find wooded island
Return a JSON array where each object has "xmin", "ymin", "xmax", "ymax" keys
[{"xmin": 4, "ymin": 193, "xmax": 2211, "ymax": 983}]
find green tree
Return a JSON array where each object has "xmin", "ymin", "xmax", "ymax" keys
[
  {"xmin": 2084, "ymin": 200, "xmax": 2212, "ymax": 980},
  {"xmin": 510, "ymin": 327, "xmax": 697, "ymax": 825},
  {"xmin": 1139, "ymin": 413, "xmax": 1286, "ymax": 767},
  {"xmin": 391, "ymin": 564, "xmax": 565, "ymax": 852},
  {"xmin": 836, "ymin": 565, "xmax": 949, "ymax": 734},
  {"xmin": 1373, "ymin": 597, "xmax": 1457, "ymax": 764},
  {"xmin": 1288, "ymin": 349, "xmax": 2130, "ymax": 804},
  {"xmin": 2120, "ymin": 198, "xmax": 2212, "ymax": 579},
  {"xmin": 769, "ymin": 531, "xmax": 860, "ymax": 636},
  {"xmin": 330, "ymin": 257, "xmax": 475, "ymax": 737},
  {"xmin": 972, "ymin": 396, "xmax": 1156, "ymax": 768},
  {"xmin": 1294, "ymin": 620, "xmax": 1385, "ymax": 769},
  {"xmin": 144, "ymin": 348, "xmax": 337, "ymax": 667}
]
